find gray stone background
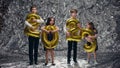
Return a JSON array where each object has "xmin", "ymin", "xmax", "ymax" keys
[{"xmin": 0, "ymin": 0, "xmax": 120, "ymax": 68}]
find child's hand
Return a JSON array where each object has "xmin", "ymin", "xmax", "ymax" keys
[
  {"xmin": 45, "ymin": 30, "xmax": 50, "ymax": 33},
  {"xmin": 88, "ymin": 35, "xmax": 96, "ymax": 39},
  {"xmin": 30, "ymin": 26, "xmax": 35, "ymax": 31},
  {"xmin": 32, "ymin": 19, "xmax": 37, "ymax": 22},
  {"xmin": 88, "ymin": 36, "xmax": 91, "ymax": 38},
  {"xmin": 66, "ymin": 31, "xmax": 70, "ymax": 37},
  {"xmin": 51, "ymin": 29, "xmax": 58, "ymax": 33},
  {"xmin": 85, "ymin": 37, "xmax": 93, "ymax": 42},
  {"xmin": 51, "ymin": 30, "xmax": 56, "ymax": 33}
]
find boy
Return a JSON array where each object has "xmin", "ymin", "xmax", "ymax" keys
[
  {"xmin": 24, "ymin": 5, "xmax": 44, "ymax": 65},
  {"xmin": 64, "ymin": 9, "xmax": 81, "ymax": 64}
]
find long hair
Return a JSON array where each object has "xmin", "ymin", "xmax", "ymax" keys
[
  {"xmin": 46, "ymin": 17, "xmax": 55, "ymax": 25},
  {"xmin": 88, "ymin": 22, "xmax": 95, "ymax": 30}
]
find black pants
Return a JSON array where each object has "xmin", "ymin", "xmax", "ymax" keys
[
  {"xmin": 67, "ymin": 41, "xmax": 77, "ymax": 63},
  {"xmin": 28, "ymin": 36, "xmax": 39, "ymax": 64}
]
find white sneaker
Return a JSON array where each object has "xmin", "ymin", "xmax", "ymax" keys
[
  {"xmin": 86, "ymin": 60, "xmax": 90, "ymax": 64},
  {"xmin": 94, "ymin": 61, "xmax": 98, "ymax": 64}
]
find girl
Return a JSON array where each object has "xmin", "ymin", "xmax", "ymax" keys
[
  {"xmin": 84, "ymin": 22, "xmax": 98, "ymax": 64},
  {"xmin": 41, "ymin": 17, "xmax": 59, "ymax": 66}
]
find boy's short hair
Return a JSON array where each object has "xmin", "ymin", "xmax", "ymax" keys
[
  {"xmin": 70, "ymin": 9, "xmax": 78, "ymax": 13},
  {"xmin": 30, "ymin": 5, "xmax": 37, "ymax": 11}
]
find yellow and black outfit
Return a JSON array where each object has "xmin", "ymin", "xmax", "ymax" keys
[
  {"xmin": 66, "ymin": 18, "xmax": 81, "ymax": 63},
  {"xmin": 24, "ymin": 13, "xmax": 43, "ymax": 65},
  {"xmin": 82, "ymin": 28, "xmax": 98, "ymax": 53}
]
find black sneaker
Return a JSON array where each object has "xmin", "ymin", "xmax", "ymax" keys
[
  {"xmin": 52, "ymin": 63, "xmax": 56, "ymax": 66},
  {"xmin": 74, "ymin": 60, "xmax": 78, "ymax": 63},
  {"xmin": 29, "ymin": 62, "xmax": 33, "ymax": 65},
  {"xmin": 44, "ymin": 63, "xmax": 48, "ymax": 66},
  {"xmin": 35, "ymin": 62, "xmax": 38, "ymax": 65},
  {"xmin": 67, "ymin": 62, "xmax": 70, "ymax": 65}
]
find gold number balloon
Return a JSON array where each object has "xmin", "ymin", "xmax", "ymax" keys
[
  {"xmin": 41, "ymin": 25, "xmax": 59, "ymax": 49},
  {"xmin": 82, "ymin": 28, "xmax": 97, "ymax": 53},
  {"xmin": 66, "ymin": 18, "xmax": 82, "ymax": 41},
  {"xmin": 24, "ymin": 13, "xmax": 41, "ymax": 37}
]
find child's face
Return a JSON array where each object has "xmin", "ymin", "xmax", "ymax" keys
[
  {"xmin": 86, "ymin": 23, "xmax": 91, "ymax": 28},
  {"xmin": 50, "ymin": 18, "xmax": 55, "ymax": 25},
  {"xmin": 31, "ymin": 7, "xmax": 37, "ymax": 13},
  {"xmin": 71, "ymin": 12, "xmax": 77, "ymax": 18}
]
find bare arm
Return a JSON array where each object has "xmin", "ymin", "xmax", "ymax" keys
[
  {"xmin": 89, "ymin": 34, "xmax": 97, "ymax": 39},
  {"xmin": 52, "ymin": 26, "xmax": 59, "ymax": 33},
  {"xmin": 41, "ymin": 26, "xmax": 49, "ymax": 33},
  {"xmin": 41, "ymin": 26, "xmax": 46, "ymax": 31},
  {"xmin": 89, "ymin": 29, "xmax": 98, "ymax": 39},
  {"xmin": 85, "ymin": 36, "xmax": 93, "ymax": 42}
]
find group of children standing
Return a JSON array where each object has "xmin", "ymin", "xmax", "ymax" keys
[{"xmin": 24, "ymin": 5, "xmax": 98, "ymax": 66}]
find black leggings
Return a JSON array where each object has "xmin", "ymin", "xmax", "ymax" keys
[
  {"xmin": 28, "ymin": 36, "xmax": 39, "ymax": 64},
  {"xmin": 67, "ymin": 41, "xmax": 77, "ymax": 62}
]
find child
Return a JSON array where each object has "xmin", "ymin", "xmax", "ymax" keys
[
  {"xmin": 64, "ymin": 9, "xmax": 81, "ymax": 64},
  {"xmin": 84, "ymin": 22, "xmax": 98, "ymax": 64},
  {"xmin": 41, "ymin": 17, "xmax": 59, "ymax": 66},
  {"xmin": 24, "ymin": 5, "xmax": 44, "ymax": 65}
]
